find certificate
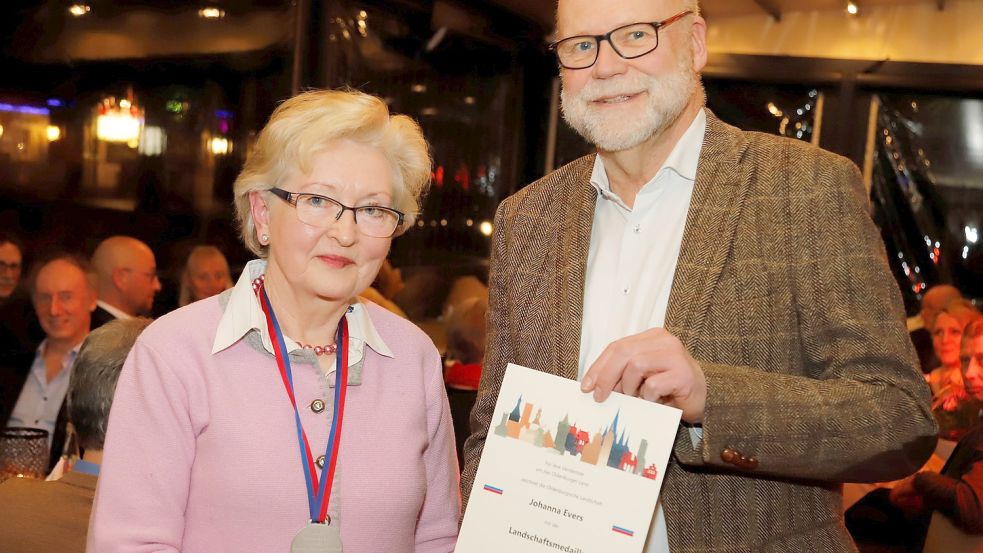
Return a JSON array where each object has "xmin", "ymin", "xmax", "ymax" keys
[{"xmin": 458, "ymin": 363, "xmax": 682, "ymax": 553}]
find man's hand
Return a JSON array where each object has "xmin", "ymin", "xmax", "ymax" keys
[
  {"xmin": 580, "ymin": 328, "xmax": 707, "ymax": 423},
  {"xmin": 888, "ymin": 476, "xmax": 925, "ymax": 518}
]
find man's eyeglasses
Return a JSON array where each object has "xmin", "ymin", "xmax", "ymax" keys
[
  {"xmin": 122, "ymin": 268, "xmax": 159, "ymax": 281},
  {"xmin": 269, "ymin": 187, "xmax": 405, "ymax": 239},
  {"xmin": 548, "ymin": 11, "xmax": 693, "ymax": 70},
  {"xmin": 0, "ymin": 261, "xmax": 21, "ymax": 274}
]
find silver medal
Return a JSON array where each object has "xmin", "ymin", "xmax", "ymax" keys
[{"xmin": 291, "ymin": 522, "xmax": 343, "ymax": 553}]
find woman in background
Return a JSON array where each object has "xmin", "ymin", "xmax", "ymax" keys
[
  {"xmin": 178, "ymin": 245, "xmax": 233, "ymax": 307},
  {"xmin": 928, "ymin": 300, "xmax": 982, "ymax": 440}
]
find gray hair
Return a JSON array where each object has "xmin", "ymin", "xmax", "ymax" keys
[{"xmin": 67, "ymin": 317, "xmax": 151, "ymax": 450}]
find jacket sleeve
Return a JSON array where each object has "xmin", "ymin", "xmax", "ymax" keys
[
  {"xmin": 87, "ymin": 338, "xmax": 204, "ymax": 552},
  {"xmin": 673, "ymin": 149, "xmax": 937, "ymax": 483},
  {"xmin": 415, "ymin": 342, "xmax": 462, "ymax": 552}
]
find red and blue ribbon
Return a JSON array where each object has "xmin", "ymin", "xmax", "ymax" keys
[{"xmin": 259, "ymin": 283, "xmax": 349, "ymax": 524}]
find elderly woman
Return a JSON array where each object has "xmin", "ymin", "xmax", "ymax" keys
[
  {"xmin": 178, "ymin": 245, "xmax": 233, "ymax": 307},
  {"xmin": 89, "ymin": 90, "xmax": 459, "ymax": 552}
]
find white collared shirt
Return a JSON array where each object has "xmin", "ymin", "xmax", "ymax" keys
[
  {"xmin": 211, "ymin": 259, "xmax": 393, "ymax": 381},
  {"xmin": 578, "ymin": 108, "xmax": 707, "ymax": 553},
  {"xmin": 96, "ymin": 300, "xmax": 132, "ymax": 321}
]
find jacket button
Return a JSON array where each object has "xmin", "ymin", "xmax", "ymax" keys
[
  {"xmin": 316, "ymin": 455, "xmax": 326, "ymax": 469},
  {"xmin": 310, "ymin": 399, "xmax": 326, "ymax": 413},
  {"xmin": 746, "ymin": 457, "xmax": 759, "ymax": 470},
  {"xmin": 721, "ymin": 448, "xmax": 737, "ymax": 463}
]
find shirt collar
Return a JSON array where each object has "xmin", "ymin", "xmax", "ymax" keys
[
  {"xmin": 32, "ymin": 339, "xmax": 82, "ymax": 376},
  {"xmin": 211, "ymin": 259, "xmax": 393, "ymax": 359},
  {"xmin": 96, "ymin": 300, "xmax": 132, "ymax": 320},
  {"xmin": 589, "ymin": 108, "xmax": 707, "ymax": 202}
]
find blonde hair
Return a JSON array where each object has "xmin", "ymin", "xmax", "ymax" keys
[
  {"xmin": 178, "ymin": 245, "xmax": 233, "ymax": 307},
  {"xmin": 934, "ymin": 299, "xmax": 982, "ymax": 332},
  {"xmin": 233, "ymin": 89, "xmax": 432, "ymax": 256}
]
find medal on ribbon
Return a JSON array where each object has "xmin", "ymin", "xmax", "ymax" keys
[{"xmin": 258, "ymin": 282, "xmax": 349, "ymax": 552}]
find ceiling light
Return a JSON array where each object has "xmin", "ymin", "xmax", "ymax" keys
[
  {"xmin": 209, "ymin": 136, "xmax": 231, "ymax": 155},
  {"xmin": 68, "ymin": 4, "xmax": 91, "ymax": 17},
  {"xmin": 199, "ymin": 6, "xmax": 226, "ymax": 19},
  {"xmin": 846, "ymin": 1, "xmax": 859, "ymax": 15}
]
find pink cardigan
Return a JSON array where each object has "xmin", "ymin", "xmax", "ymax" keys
[{"xmin": 88, "ymin": 297, "xmax": 460, "ymax": 552}]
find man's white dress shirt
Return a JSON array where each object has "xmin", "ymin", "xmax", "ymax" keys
[{"xmin": 578, "ymin": 109, "xmax": 707, "ymax": 553}]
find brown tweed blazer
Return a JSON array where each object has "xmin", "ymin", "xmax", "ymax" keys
[{"xmin": 460, "ymin": 112, "xmax": 938, "ymax": 552}]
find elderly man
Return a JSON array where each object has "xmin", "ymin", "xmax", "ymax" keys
[
  {"xmin": 5, "ymin": 254, "xmax": 96, "ymax": 469},
  {"xmin": 460, "ymin": 0, "xmax": 937, "ymax": 550},
  {"xmin": 0, "ymin": 317, "xmax": 149, "ymax": 553},
  {"xmin": 90, "ymin": 236, "xmax": 161, "ymax": 327}
]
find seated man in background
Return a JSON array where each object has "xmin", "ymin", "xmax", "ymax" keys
[
  {"xmin": 5, "ymin": 253, "xmax": 96, "ymax": 470},
  {"xmin": 0, "ymin": 317, "xmax": 150, "ymax": 553},
  {"xmin": 90, "ymin": 236, "xmax": 161, "ymax": 327}
]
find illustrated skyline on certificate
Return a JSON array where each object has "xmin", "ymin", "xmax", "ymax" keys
[
  {"xmin": 458, "ymin": 363, "xmax": 682, "ymax": 553},
  {"xmin": 493, "ymin": 395, "xmax": 661, "ymax": 480}
]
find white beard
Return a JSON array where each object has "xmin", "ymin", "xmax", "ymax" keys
[{"xmin": 560, "ymin": 58, "xmax": 698, "ymax": 152}]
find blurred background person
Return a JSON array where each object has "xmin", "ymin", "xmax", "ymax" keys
[
  {"xmin": 0, "ymin": 232, "xmax": 23, "ymax": 303},
  {"xmin": 90, "ymin": 236, "xmax": 161, "ymax": 328},
  {"xmin": 4, "ymin": 253, "xmax": 96, "ymax": 470},
  {"xmin": 849, "ymin": 316, "xmax": 983, "ymax": 552},
  {"xmin": 0, "ymin": 317, "xmax": 149, "ymax": 553},
  {"xmin": 358, "ymin": 258, "xmax": 407, "ymax": 317},
  {"xmin": 928, "ymin": 300, "xmax": 982, "ymax": 397},
  {"xmin": 0, "ymin": 233, "xmax": 43, "ymax": 423},
  {"xmin": 178, "ymin": 245, "xmax": 233, "ymax": 307},
  {"xmin": 910, "ymin": 284, "xmax": 964, "ymax": 374},
  {"xmin": 929, "ymin": 300, "xmax": 983, "ymax": 441},
  {"xmin": 443, "ymin": 293, "xmax": 487, "ymax": 466},
  {"xmin": 89, "ymin": 89, "xmax": 459, "ymax": 552}
]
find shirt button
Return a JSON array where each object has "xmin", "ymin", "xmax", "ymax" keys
[
  {"xmin": 316, "ymin": 455, "xmax": 326, "ymax": 469},
  {"xmin": 622, "ymin": 286, "xmax": 630, "ymax": 295},
  {"xmin": 633, "ymin": 225, "xmax": 641, "ymax": 234},
  {"xmin": 310, "ymin": 399, "xmax": 326, "ymax": 414}
]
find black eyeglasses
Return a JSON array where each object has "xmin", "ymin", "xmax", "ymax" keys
[
  {"xmin": 269, "ymin": 187, "xmax": 405, "ymax": 238},
  {"xmin": 549, "ymin": 11, "xmax": 693, "ymax": 70}
]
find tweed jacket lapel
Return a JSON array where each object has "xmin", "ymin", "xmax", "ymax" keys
[
  {"xmin": 664, "ymin": 112, "xmax": 750, "ymax": 350},
  {"xmin": 552, "ymin": 156, "xmax": 596, "ymax": 381}
]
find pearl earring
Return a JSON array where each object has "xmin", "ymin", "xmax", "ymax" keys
[{"xmin": 260, "ymin": 234, "xmax": 269, "ymax": 244}]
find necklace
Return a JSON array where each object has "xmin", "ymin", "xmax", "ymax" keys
[{"xmin": 253, "ymin": 274, "xmax": 338, "ymax": 356}]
